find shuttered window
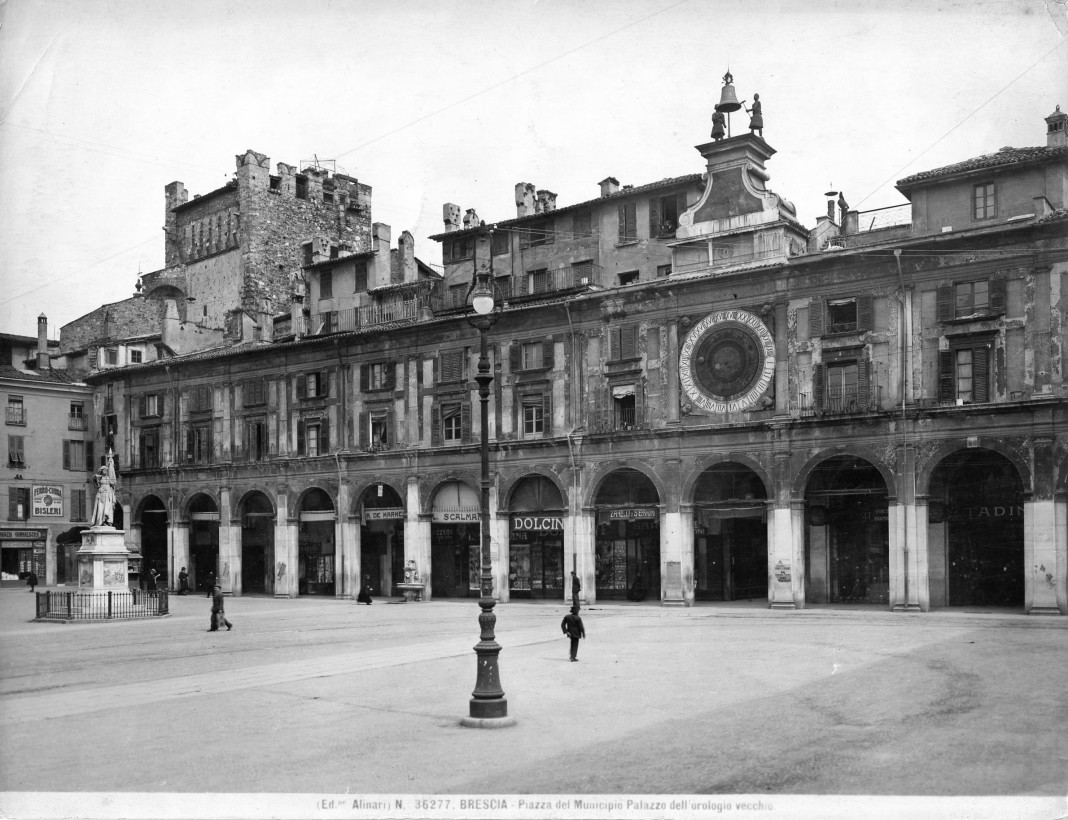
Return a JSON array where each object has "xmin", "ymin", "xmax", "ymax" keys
[
  {"xmin": 297, "ymin": 371, "xmax": 331, "ymax": 399},
  {"xmin": 63, "ymin": 440, "xmax": 86, "ymax": 471},
  {"xmin": 617, "ymin": 202, "xmax": 637, "ymax": 243},
  {"xmin": 522, "ymin": 394, "xmax": 550, "ymax": 436},
  {"xmin": 297, "ymin": 418, "xmax": 329, "ymax": 457},
  {"xmin": 938, "ymin": 344, "xmax": 991, "ymax": 404},
  {"xmin": 649, "ymin": 192, "xmax": 687, "ymax": 238},
  {"xmin": 609, "ymin": 325, "xmax": 639, "ymax": 361},
  {"xmin": 936, "ymin": 279, "xmax": 1006, "ymax": 321},
  {"xmin": 435, "ymin": 402, "xmax": 471, "ymax": 445},
  {"xmin": 7, "ymin": 435, "xmax": 25, "ymax": 467},
  {"xmin": 360, "ymin": 362, "xmax": 394, "ymax": 393},
  {"xmin": 438, "ymin": 350, "xmax": 467, "ymax": 383},
  {"xmin": 188, "ymin": 386, "xmax": 212, "ymax": 413},
  {"xmin": 243, "ymin": 379, "xmax": 266, "ymax": 407},
  {"xmin": 571, "ymin": 211, "xmax": 592, "ymax": 238},
  {"xmin": 71, "ymin": 489, "xmax": 87, "ymax": 522},
  {"xmin": 8, "ymin": 487, "xmax": 29, "ymax": 520}
]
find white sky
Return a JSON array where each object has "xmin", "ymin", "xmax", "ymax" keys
[{"xmin": 1, "ymin": 0, "xmax": 1066, "ymax": 336}]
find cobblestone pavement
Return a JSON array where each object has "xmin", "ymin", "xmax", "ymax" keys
[{"xmin": 1, "ymin": 589, "xmax": 1066, "ymax": 820}]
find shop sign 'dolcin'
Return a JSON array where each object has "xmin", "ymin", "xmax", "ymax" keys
[{"xmin": 680, "ymin": 309, "xmax": 775, "ymax": 414}]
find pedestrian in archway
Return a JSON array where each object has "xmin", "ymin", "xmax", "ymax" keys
[
  {"xmin": 357, "ymin": 574, "xmax": 374, "ymax": 605},
  {"xmin": 26, "ymin": 570, "xmax": 38, "ymax": 592},
  {"xmin": 178, "ymin": 567, "xmax": 190, "ymax": 595},
  {"xmin": 570, "ymin": 570, "xmax": 581, "ymax": 610},
  {"xmin": 205, "ymin": 571, "xmax": 215, "ymax": 597}
]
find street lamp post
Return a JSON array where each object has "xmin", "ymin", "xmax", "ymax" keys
[{"xmin": 460, "ymin": 228, "xmax": 515, "ymax": 728}]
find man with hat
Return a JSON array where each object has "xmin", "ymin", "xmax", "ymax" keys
[{"xmin": 208, "ymin": 585, "xmax": 232, "ymax": 632}]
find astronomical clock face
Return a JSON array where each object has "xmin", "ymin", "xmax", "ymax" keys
[{"xmin": 679, "ymin": 309, "xmax": 775, "ymax": 414}]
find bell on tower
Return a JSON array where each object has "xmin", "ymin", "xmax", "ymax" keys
[{"xmin": 714, "ymin": 71, "xmax": 745, "ymax": 138}]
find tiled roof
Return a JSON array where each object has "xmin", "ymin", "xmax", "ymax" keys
[
  {"xmin": 897, "ymin": 145, "xmax": 1067, "ymax": 187},
  {"xmin": 428, "ymin": 173, "xmax": 705, "ymax": 240},
  {"xmin": 0, "ymin": 365, "xmax": 84, "ymax": 384}
]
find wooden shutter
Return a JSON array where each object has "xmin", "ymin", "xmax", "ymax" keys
[
  {"xmin": 973, "ymin": 346, "xmax": 990, "ymax": 402},
  {"xmin": 938, "ymin": 351, "xmax": 955, "ymax": 403},
  {"xmin": 812, "ymin": 363, "xmax": 825, "ymax": 411},
  {"xmin": 857, "ymin": 295, "xmax": 874, "ymax": 332},
  {"xmin": 63, "ymin": 441, "xmax": 70, "ymax": 470},
  {"xmin": 621, "ymin": 325, "xmax": 637, "ymax": 359},
  {"xmin": 989, "ymin": 278, "xmax": 1006, "ymax": 315},
  {"xmin": 139, "ymin": 395, "xmax": 147, "ymax": 418},
  {"xmin": 609, "ymin": 327, "xmax": 621, "ymax": 361},
  {"xmin": 385, "ymin": 363, "xmax": 396, "ymax": 391},
  {"xmin": 359, "ymin": 412, "xmax": 369, "ymax": 450},
  {"xmin": 543, "ymin": 339, "xmax": 555, "ymax": 370},
  {"xmin": 296, "ymin": 419, "xmax": 306, "ymax": 455},
  {"xmin": 648, "ymin": 198, "xmax": 660, "ymax": 239},
  {"xmin": 319, "ymin": 418, "xmax": 330, "ymax": 453},
  {"xmin": 85, "ymin": 441, "xmax": 94, "ymax": 471},
  {"xmin": 857, "ymin": 359, "xmax": 871, "ymax": 408},
  {"xmin": 617, "ymin": 204, "xmax": 627, "ymax": 242},
  {"xmin": 936, "ymin": 286, "xmax": 954, "ymax": 323},
  {"xmin": 510, "ymin": 343, "xmax": 521, "ymax": 373},
  {"xmin": 809, "ymin": 299, "xmax": 824, "ymax": 337},
  {"xmin": 542, "ymin": 393, "xmax": 552, "ymax": 435},
  {"xmin": 185, "ymin": 428, "xmax": 195, "ymax": 462},
  {"xmin": 431, "ymin": 404, "xmax": 442, "ymax": 446},
  {"xmin": 461, "ymin": 401, "xmax": 472, "ymax": 444},
  {"xmin": 360, "ymin": 365, "xmax": 369, "ymax": 392},
  {"xmin": 296, "ymin": 374, "xmax": 307, "ymax": 400},
  {"xmin": 385, "ymin": 410, "xmax": 395, "ymax": 446},
  {"xmin": 9, "ymin": 490, "xmax": 19, "ymax": 520},
  {"xmin": 321, "ymin": 371, "xmax": 331, "ymax": 398}
]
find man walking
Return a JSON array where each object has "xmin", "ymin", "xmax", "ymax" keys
[
  {"xmin": 561, "ymin": 606, "xmax": 585, "ymax": 662},
  {"xmin": 208, "ymin": 585, "xmax": 232, "ymax": 632},
  {"xmin": 570, "ymin": 570, "xmax": 581, "ymax": 610}
]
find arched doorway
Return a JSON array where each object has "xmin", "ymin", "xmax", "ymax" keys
[
  {"xmin": 359, "ymin": 483, "xmax": 405, "ymax": 598},
  {"xmin": 138, "ymin": 495, "xmax": 168, "ymax": 589},
  {"xmin": 594, "ymin": 468, "xmax": 661, "ymax": 601},
  {"xmin": 692, "ymin": 463, "xmax": 768, "ymax": 601},
  {"xmin": 188, "ymin": 494, "xmax": 219, "ymax": 593},
  {"xmin": 928, "ymin": 450, "xmax": 1024, "ymax": 607},
  {"xmin": 430, "ymin": 481, "xmax": 480, "ymax": 598},
  {"xmin": 299, "ymin": 488, "xmax": 336, "ymax": 596},
  {"xmin": 508, "ymin": 475, "xmax": 566, "ymax": 600},
  {"xmin": 804, "ymin": 456, "xmax": 889, "ymax": 605},
  {"xmin": 239, "ymin": 492, "xmax": 274, "ymax": 595}
]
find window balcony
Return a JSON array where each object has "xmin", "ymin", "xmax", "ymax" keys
[
  {"xmin": 5, "ymin": 406, "xmax": 26, "ymax": 425},
  {"xmin": 794, "ymin": 386, "xmax": 882, "ymax": 417},
  {"xmin": 68, "ymin": 415, "xmax": 88, "ymax": 431}
]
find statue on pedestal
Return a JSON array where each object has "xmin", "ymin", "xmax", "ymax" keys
[
  {"xmin": 746, "ymin": 93, "xmax": 763, "ymax": 137},
  {"xmin": 91, "ymin": 449, "xmax": 117, "ymax": 528}
]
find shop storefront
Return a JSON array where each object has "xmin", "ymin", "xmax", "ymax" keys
[
  {"xmin": 359, "ymin": 484, "xmax": 405, "ymax": 597},
  {"xmin": 188, "ymin": 494, "xmax": 219, "ymax": 593},
  {"xmin": 430, "ymin": 481, "xmax": 480, "ymax": 599},
  {"xmin": 0, "ymin": 528, "xmax": 47, "ymax": 587},
  {"xmin": 692, "ymin": 463, "xmax": 769, "ymax": 601},
  {"xmin": 929, "ymin": 449, "xmax": 1024, "ymax": 607},
  {"xmin": 507, "ymin": 475, "xmax": 566, "ymax": 600},
  {"xmin": 138, "ymin": 495, "xmax": 168, "ymax": 591},
  {"xmin": 240, "ymin": 492, "xmax": 274, "ymax": 594},
  {"xmin": 805, "ymin": 457, "xmax": 889, "ymax": 605},
  {"xmin": 594, "ymin": 468, "xmax": 661, "ymax": 601},
  {"xmin": 299, "ymin": 488, "xmax": 336, "ymax": 596},
  {"xmin": 509, "ymin": 516, "xmax": 564, "ymax": 599}
]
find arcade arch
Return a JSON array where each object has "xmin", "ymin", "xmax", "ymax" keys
[
  {"xmin": 593, "ymin": 467, "xmax": 661, "ymax": 601},
  {"xmin": 507, "ymin": 475, "xmax": 566, "ymax": 600}
]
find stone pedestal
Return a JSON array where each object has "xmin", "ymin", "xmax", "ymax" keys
[
  {"xmin": 77, "ymin": 527, "xmax": 130, "ymax": 590},
  {"xmin": 74, "ymin": 527, "xmax": 131, "ymax": 617}
]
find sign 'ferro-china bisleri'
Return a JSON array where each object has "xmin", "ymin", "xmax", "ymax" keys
[{"xmin": 679, "ymin": 309, "xmax": 775, "ymax": 414}]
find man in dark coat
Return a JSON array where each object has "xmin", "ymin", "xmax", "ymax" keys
[
  {"xmin": 209, "ymin": 585, "xmax": 232, "ymax": 632},
  {"xmin": 178, "ymin": 567, "xmax": 190, "ymax": 595},
  {"xmin": 570, "ymin": 570, "xmax": 582, "ymax": 610},
  {"xmin": 146, "ymin": 568, "xmax": 158, "ymax": 591},
  {"xmin": 26, "ymin": 571, "xmax": 38, "ymax": 592},
  {"xmin": 561, "ymin": 606, "xmax": 586, "ymax": 662},
  {"xmin": 205, "ymin": 571, "xmax": 215, "ymax": 597},
  {"xmin": 357, "ymin": 574, "xmax": 373, "ymax": 604}
]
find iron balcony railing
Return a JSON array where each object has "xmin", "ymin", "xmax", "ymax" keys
[
  {"xmin": 35, "ymin": 589, "xmax": 169, "ymax": 620},
  {"xmin": 68, "ymin": 414, "xmax": 88, "ymax": 431},
  {"xmin": 794, "ymin": 386, "xmax": 882, "ymax": 417},
  {"xmin": 6, "ymin": 406, "xmax": 26, "ymax": 425},
  {"xmin": 279, "ymin": 296, "xmax": 429, "ymax": 340}
]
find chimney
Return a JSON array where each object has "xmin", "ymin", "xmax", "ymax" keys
[
  {"xmin": 164, "ymin": 182, "xmax": 188, "ymax": 266},
  {"xmin": 1046, "ymin": 104, "xmax": 1067, "ymax": 148},
  {"xmin": 599, "ymin": 177, "xmax": 620, "ymax": 197},
  {"xmin": 371, "ymin": 223, "xmax": 392, "ymax": 289},
  {"xmin": 463, "ymin": 208, "xmax": 480, "ymax": 229},
  {"xmin": 36, "ymin": 314, "xmax": 49, "ymax": 370},
  {"xmin": 536, "ymin": 190, "xmax": 557, "ymax": 212},
  {"xmin": 515, "ymin": 182, "xmax": 536, "ymax": 217},
  {"xmin": 442, "ymin": 203, "xmax": 462, "ymax": 232},
  {"xmin": 399, "ymin": 231, "xmax": 417, "ymax": 283}
]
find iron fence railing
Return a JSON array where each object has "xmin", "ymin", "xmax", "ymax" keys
[
  {"xmin": 277, "ymin": 297, "xmax": 428, "ymax": 340},
  {"xmin": 68, "ymin": 414, "xmax": 88, "ymax": 431},
  {"xmin": 795, "ymin": 386, "xmax": 882, "ymax": 417},
  {"xmin": 856, "ymin": 204, "xmax": 912, "ymax": 232},
  {"xmin": 35, "ymin": 589, "xmax": 169, "ymax": 620},
  {"xmin": 6, "ymin": 406, "xmax": 26, "ymax": 425}
]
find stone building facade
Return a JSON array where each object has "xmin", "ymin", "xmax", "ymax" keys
[{"xmin": 87, "ymin": 104, "xmax": 1068, "ymax": 614}]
